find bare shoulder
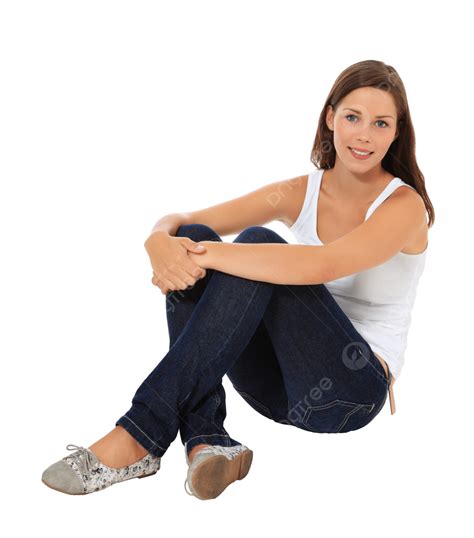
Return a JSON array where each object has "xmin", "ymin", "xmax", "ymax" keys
[
  {"xmin": 276, "ymin": 174, "xmax": 309, "ymax": 227},
  {"xmin": 391, "ymin": 184, "xmax": 427, "ymax": 223},
  {"xmin": 390, "ymin": 184, "xmax": 429, "ymax": 251}
]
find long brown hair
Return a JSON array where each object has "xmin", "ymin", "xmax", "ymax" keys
[{"xmin": 310, "ymin": 60, "xmax": 435, "ymax": 228}]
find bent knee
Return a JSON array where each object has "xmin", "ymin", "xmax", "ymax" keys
[
  {"xmin": 175, "ymin": 223, "xmax": 222, "ymax": 242},
  {"xmin": 235, "ymin": 225, "xmax": 287, "ymax": 243}
]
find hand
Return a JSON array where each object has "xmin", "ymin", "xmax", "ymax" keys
[
  {"xmin": 151, "ymin": 268, "xmax": 205, "ymax": 295},
  {"xmin": 145, "ymin": 233, "xmax": 208, "ymax": 295}
]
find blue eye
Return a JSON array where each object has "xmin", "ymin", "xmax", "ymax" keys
[{"xmin": 345, "ymin": 114, "xmax": 389, "ymax": 128}]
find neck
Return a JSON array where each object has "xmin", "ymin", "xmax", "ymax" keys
[{"xmin": 325, "ymin": 160, "xmax": 392, "ymax": 204}]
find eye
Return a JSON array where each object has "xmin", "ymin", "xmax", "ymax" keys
[{"xmin": 345, "ymin": 114, "xmax": 389, "ymax": 128}]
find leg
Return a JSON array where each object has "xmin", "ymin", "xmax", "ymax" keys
[
  {"xmin": 115, "ymin": 226, "xmax": 279, "ymax": 457},
  {"xmin": 165, "ymin": 224, "xmax": 245, "ymax": 455},
  {"xmin": 221, "ymin": 228, "xmax": 390, "ymax": 433},
  {"xmin": 167, "ymin": 224, "xmax": 289, "ymax": 458},
  {"xmin": 225, "ymin": 319, "xmax": 289, "ymax": 422},
  {"xmin": 115, "ymin": 224, "xmax": 389, "ymax": 462},
  {"xmin": 90, "ymin": 224, "xmax": 234, "ymax": 466},
  {"xmin": 261, "ymin": 284, "xmax": 389, "ymax": 433}
]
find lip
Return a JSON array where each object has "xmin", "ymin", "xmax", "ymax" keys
[
  {"xmin": 348, "ymin": 146, "xmax": 373, "ymax": 160},
  {"xmin": 349, "ymin": 146, "xmax": 374, "ymax": 153}
]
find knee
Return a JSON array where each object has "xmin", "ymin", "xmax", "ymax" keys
[
  {"xmin": 235, "ymin": 225, "xmax": 287, "ymax": 244},
  {"xmin": 175, "ymin": 223, "xmax": 222, "ymax": 242}
]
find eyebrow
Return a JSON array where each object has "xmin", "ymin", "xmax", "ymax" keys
[{"xmin": 343, "ymin": 107, "xmax": 394, "ymax": 119}]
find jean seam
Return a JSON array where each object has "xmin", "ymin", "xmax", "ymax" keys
[
  {"xmin": 213, "ymin": 281, "xmax": 260, "ymax": 363},
  {"xmin": 186, "ymin": 433, "xmax": 231, "ymax": 443},
  {"xmin": 122, "ymin": 415, "xmax": 166, "ymax": 451},
  {"xmin": 302, "ymin": 400, "xmax": 374, "ymax": 432},
  {"xmin": 183, "ymin": 281, "xmax": 260, "ymax": 443},
  {"xmin": 336, "ymin": 405, "xmax": 367, "ymax": 432},
  {"xmin": 212, "ymin": 389, "xmax": 225, "ymax": 431},
  {"xmin": 352, "ymin": 343, "xmax": 389, "ymax": 386},
  {"xmin": 235, "ymin": 388, "xmax": 273, "ymax": 419}
]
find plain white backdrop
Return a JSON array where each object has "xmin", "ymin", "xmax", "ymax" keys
[{"xmin": 1, "ymin": 0, "xmax": 471, "ymax": 536}]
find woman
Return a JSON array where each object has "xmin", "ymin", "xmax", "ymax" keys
[{"xmin": 41, "ymin": 59, "xmax": 435, "ymax": 500}]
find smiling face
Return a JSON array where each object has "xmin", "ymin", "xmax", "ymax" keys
[{"xmin": 326, "ymin": 86, "xmax": 399, "ymax": 172}]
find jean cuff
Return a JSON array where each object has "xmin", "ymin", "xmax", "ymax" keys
[
  {"xmin": 115, "ymin": 414, "xmax": 167, "ymax": 458},
  {"xmin": 184, "ymin": 433, "xmax": 241, "ymax": 456}
]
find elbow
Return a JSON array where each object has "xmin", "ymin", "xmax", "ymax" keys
[
  {"xmin": 291, "ymin": 258, "xmax": 335, "ymax": 286},
  {"xmin": 295, "ymin": 264, "xmax": 333, "ymax": 286},
  {"xmin": 313, "ymin": 266, "xmax": 334, "ymax": 285},
  {"xmin": 282, "ymin": 246, "xmax": 335, "ymax": 286},
  {"xmin": 308, "ymin": 258, "xmax": 335, "ymax": 285}
]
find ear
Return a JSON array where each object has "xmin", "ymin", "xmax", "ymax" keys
[{"xmin": 326, "ymin": 105, "xmax": 334, "ymax": 132}]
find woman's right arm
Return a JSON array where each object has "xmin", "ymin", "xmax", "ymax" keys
[
  {"xmin": 145, "ymin": 174, "xmax": 306, "ymax": 292},
  {"xmin": 148, "ymin": 174, "xmax": 307, "ymax": 242}
]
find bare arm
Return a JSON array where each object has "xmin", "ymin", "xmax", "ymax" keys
[
  {"xmin": 189, "ymin": 241, "xmax": 330, "ymax": 285},
  {"xmin": 147, "ymin": 213, "xmax": 190, "ymax": 239},
  {"xmin": 188, "ymin": 187, "xmax": 426, "ymax": 286},
  {"xmin": 148, "ymin": 175, "xmax": 306, "ymax": 241}
]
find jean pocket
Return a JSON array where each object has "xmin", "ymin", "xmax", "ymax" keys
[
  {"xmin": 235, "ymin": 389, "xmax": 274, "ymax": 420},
  {"xmin": 302, "ymin": 399, "xmax": 375, "ymax": 433}
]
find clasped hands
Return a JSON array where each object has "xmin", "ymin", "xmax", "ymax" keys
[{"xmin": 145, "ymin": 233, "xmax": 212, "ymax": 295}]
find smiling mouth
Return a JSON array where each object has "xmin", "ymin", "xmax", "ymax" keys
[{"xmin": 348, "ymin": 147, "xmax": 374, "ymax": 155}]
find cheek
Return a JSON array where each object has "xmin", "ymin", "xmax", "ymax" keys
[
  {"xmin": 332, "ymin": 129, "xmax": 349, "ymax": 152},
  {"xmin": 380, "ymin": 134, "xmax": 396, "ymax": 151},
  {"xmin": 333, "ymin": 120, "xmax": 350, "ymax": 143}
]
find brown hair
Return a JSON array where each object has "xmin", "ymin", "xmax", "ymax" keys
[{"xmin": 310, "ymin": 60, "xmax": 435, "ymax": 228}]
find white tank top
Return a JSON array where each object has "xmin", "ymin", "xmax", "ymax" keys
[{"xmin": 290, "ymin": 168, "xmax": 428, "ymax": 380}]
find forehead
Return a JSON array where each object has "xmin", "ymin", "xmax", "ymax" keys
[{"xmin": 339, "ymin": 87, "xmax": 397, "ymax": 116}]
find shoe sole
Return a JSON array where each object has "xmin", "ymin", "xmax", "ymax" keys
[
  {"xmin": 190, "ymin": 448, "xmax": 253, "ymax": 500},
  {"xmin": 41, "ymin": 470, "xmax": 158, "ymax": 495}
]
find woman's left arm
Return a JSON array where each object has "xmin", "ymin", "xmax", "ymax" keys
[
  {"xmin": 188, "ymin": 187, "xmax": 426, "ymax": 286},
  {"xmin": 189, "ymin": 241, "xmax": 330, "ymax": 286}
]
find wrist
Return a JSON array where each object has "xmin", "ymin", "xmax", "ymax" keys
[
  {"xmin": 145, "ymin": 230, "xmax": 169, "ymax": 246},
  {"xmin": 188, "ymin": 240, "xmax": 217, "ymax": 269}
]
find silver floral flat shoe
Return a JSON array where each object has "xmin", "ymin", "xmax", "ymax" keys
[
  {"xmin": 184, "ymin": 443, "xmax": 253, "ymax": 500},
  {"xmin": 41, "ymin": 444, "xmax": 161, "ymax": 495}
]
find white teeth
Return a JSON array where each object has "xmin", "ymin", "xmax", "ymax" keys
[{"xmin": 351, "ymin": 148, "xmax": 371, "ymax": 156}]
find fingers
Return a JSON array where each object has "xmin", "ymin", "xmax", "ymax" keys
[
  {"xmin": 151, "ymin": 271, "xmax": 174, "ymax": 294},
  {"xmin": 152, "ymin": 265, "xmax": 206, "ymax": 294},
  {"xmin": 150, "ymin": 241, "xmax": 207, "ymax": 293},
  {"xmin": 182, "ymin": 255, "xmax": 207, "ymax": 280},
  {"xmin": 152, "ymin": 270, "xmax": 191, "ymax": 294},
  {"xmin": 172, "ymin": 267, "xmax": 201, "ymax": 290}
]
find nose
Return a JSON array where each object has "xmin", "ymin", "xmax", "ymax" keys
[{"xmin": 356, "ymin": 125, "xmax": 371, "ymax": 143}]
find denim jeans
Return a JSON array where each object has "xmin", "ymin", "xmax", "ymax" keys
[{"xmin": 115, "ymin": 224, "xmax": 389, "ymax": 458}]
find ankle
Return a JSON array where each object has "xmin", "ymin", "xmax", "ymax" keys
[
  {"xmin": 87, "ymin": 427, "xmax": 150, "ymax": 469},
  {"xmin": 188, "ymin": 443, "xmax": 209, "ymax": 463}
]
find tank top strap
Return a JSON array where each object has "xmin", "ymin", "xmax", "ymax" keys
[
  {"xmin": 365, "ymin": 177, "xmax": 413, "ymax": 221},
  {"xmin": 310, "ymin": 168, "xmax": 323, "ymax": 209},
  {"xmin": 298, "ymin": 170, "xmax": 319, "ymax": 222},
  {"xmin": 289, "ymin": 169, "xmax": 320, "ymax": 235},
  {"xmin": 307, "ymin": 169, "xmax": 321, "ymax": 214}
]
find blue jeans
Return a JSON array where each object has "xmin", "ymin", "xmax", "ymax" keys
[{"xmin": 115, "ymin": 224, "xmax": 389, "ymax": 457}]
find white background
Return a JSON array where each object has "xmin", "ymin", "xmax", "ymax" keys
[{"xmin": 1, "ymin": 0, "xmax": 471, "ymax": 536}]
